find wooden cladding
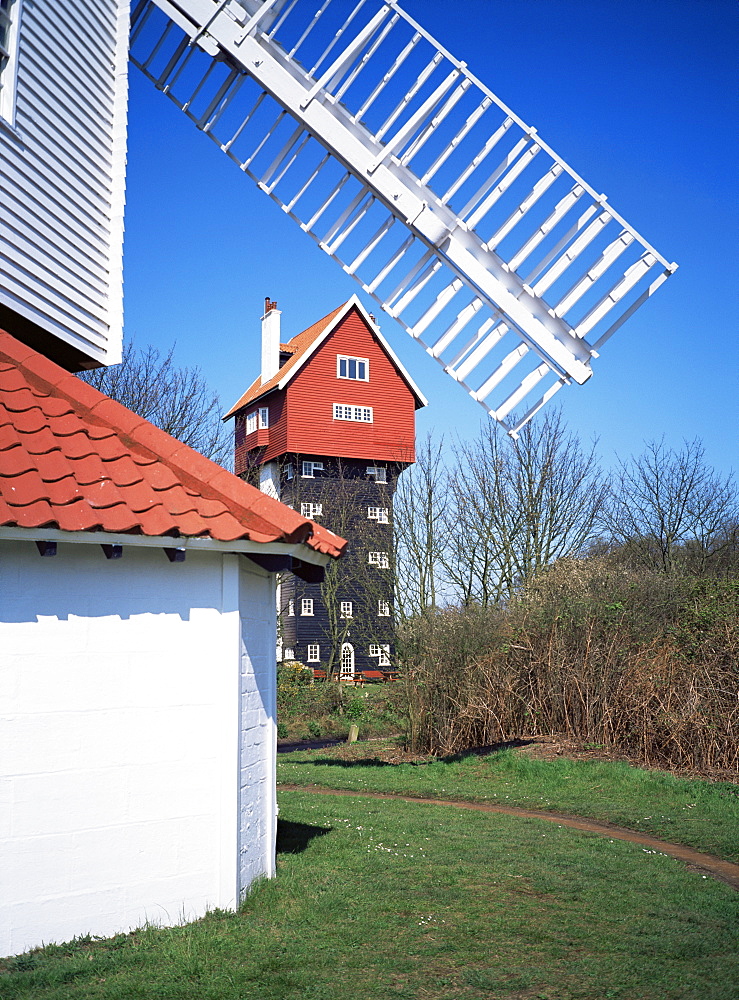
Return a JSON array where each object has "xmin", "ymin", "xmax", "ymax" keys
[
  {"xmin": 0, "ymin": 0, "xmax": 128, "ymax": 366},
  {"xmin": 236, "ymin": 306, "xmax": 417, "ymax": 468}
]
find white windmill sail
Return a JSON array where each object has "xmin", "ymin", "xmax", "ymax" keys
[{"xmin": 130, "ymin": 0, "xmax": 676, "ymax": 435}]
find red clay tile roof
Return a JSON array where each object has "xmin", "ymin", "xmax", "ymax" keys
[
  {"xmin": 224, "ymin": 302, "xmax": 345, "ymax": 419},
  {"xmin": 0, "ymin": 331, "xmax": 346, "ymax": 558},
  {"xmin": 224, "ymin": 297, "xmax": 427, "ymax": 419}
]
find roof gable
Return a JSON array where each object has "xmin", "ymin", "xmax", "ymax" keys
[
  {"xmin": 0, "ymin": 331, "xmax": 345, "ymax": 559},
  {"xmin": 224, "ymin": 296, "xmax": 427, "ymax": 418}
]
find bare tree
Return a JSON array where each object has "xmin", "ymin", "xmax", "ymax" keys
[
  {"xmin": 602, "ymin": 438, "xmax": 738, "ymax": 576},
  {"xmin": 78, "ymin": 341, "xmax": 232, "ymax": 467},
  {"xmin": 443, "ymin": 410, "xmax": 607, "ymax": 603},
  {"xmin": 317, "ymin": 471, "xmax": 391, "ymax": 675},
  {"xmin": 393, "ymin": 434, "xmax": 449, "ymax": 618},
  {"xmin": 392, "ymin": 412, "xmax": 606, "ymax": 611}
]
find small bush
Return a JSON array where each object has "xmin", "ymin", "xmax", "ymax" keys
[{"xmin": 344, "ymin": 695, "xmax": 367, "ymax": 722}]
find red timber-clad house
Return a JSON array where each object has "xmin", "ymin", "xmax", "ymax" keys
[{"xmin": 225, "ymin": 294, "xmax": 427, "ymax": 677}]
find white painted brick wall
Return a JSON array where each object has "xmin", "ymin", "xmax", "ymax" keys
[
  {"xmin": 238, "ymin": 560, "xmax": 278, "ymax": 895},
  {"xmin": 0, "ymin": 540, "xmax": 277, "ymax": 957}
]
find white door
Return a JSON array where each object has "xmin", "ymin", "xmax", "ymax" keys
[{"xmin": 340, "ymin": 643, "xmax": 355, "ymax": 679}]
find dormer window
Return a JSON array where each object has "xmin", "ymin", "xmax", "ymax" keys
[{"xmin": 337, "ymin": 356, "xmax": 369, "ymax": 381}]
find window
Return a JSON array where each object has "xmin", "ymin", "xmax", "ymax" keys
[
  {"xmin": 368, "ymin": 551, "xmax": 390, "ymax": 568},
  {"xmin": 340, "ymin": 601, "xmax": 353, "ymax": 618},
  {"xmin": 285, "ymin": 463, "xmax": 294, "ymax": 480},
  {"xmin": 301, "ymin": 502, "xmax": 323, "ymax": 518},
  {"xmin": 337, "ymin": 355, "xmax": 369, "ymax": 381},
  {"xmin": 302, "ymin": 461, "xmax": 324, "ymax": 478},
  {"xmin": 369, "ymin": 643, "xmax": 391, "ymax": 666},
  {"xmin": 307, "ymin": 644, "xmax": 320, "ymax": 663},
  {"xmin": 247, "ymin": 407, "xmax": 269, "ymax": 433},
  {"xmin": 301, "ymin": 598, "xmax": 314, "ymax": 616},
  {"xmin": 0, "ymin": 0, "xmax": 20, "ymax": 124},
  {"xmin": 367, "ymin": 506, "xmax": 389, "ymax": 523},
  {"xmin": 333, "ymin": 403, "xmax": 373, "ymax": 423},
  {"xmin": 378, "ymin": 600, "xmax": 390, "ymax": 617},
  {"xmin": 288, "ymin": 599, "xmax": 295, "ymax": 616},
  {"xmin": 283, "ymin": 647, "xmax": 295, "ymax": 661},
  {"xmin": 367, "ymin": 466, "xmax": 387, "ymax": 483}
]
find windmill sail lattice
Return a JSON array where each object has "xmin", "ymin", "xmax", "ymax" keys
[{"xmin": 130, "ymin": 0, "xmax": 676, "ymax": 435}]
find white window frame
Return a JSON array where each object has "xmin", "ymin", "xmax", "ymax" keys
[
  {"xmin": 378, "ymin": 600, "xmax": 391, "ymax": 617},
  {"xmin": 0, "ymin": 0, "xmax": 21, "ymax": 126},
  {"xmin": 368, "ymin": 551, "xmax": 390, "ymax": 568},
  {"xmin": 285, "ymin": 463, "xmax": 294, "ymax": 481},
  {"xmin": 367, "ymin": 506, "xmax": 389, "ymax": 523},
  {"xmin": 301, "ymin": 502, "xmax": 323, "ymax": 518},
  {"xmin": 301, "ymin": 598, "xmax": 314, "ymax": 616},
  {"xmin": 246, "ymin": 411, "xmax": 257, "ymax": 434},
  {"xmin": 337, "ymin": 355, "xmax": 369, "ymax": 381},
  {"xmin": 367, "ymin": 466, "xmax": 387, "ymax": 483},
  {"xmin": 307, "ymin": 644, "xmax": 320, "ymax": 663},
  {"xmin": 283, "ymin": 647, "xmax": 295, "ymax": 661},
  {"xmin": 301, "ymin": 460, "xmax": 324, "ymax": 478},
  {"xmin": 340, "ymin": 601, "xmax": 353, "ymax": 618},
  {"xmin": 258, "ymin": 406, "xmax": 269, "ymax": 429},
  {"xmin": 370, "ymin": 643, "xmax": 391, "ymax": 666},
  {"xmin": 333, "ymin": 403, "xmax": 373, "ymax": 423},
  {"xmin": 288, "ymin": 599, "xmax": 295, "ymax": 616}
]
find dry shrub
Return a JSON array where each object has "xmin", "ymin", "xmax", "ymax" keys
[{"xmin": 398, "ymin": 559, "xmax": 738, "ymax": 771}]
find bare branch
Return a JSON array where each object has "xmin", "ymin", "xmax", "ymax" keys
[
  {"xmin": 603, "ymin": 438, "xmax": 738, "ymax": 576},
  {"xmin": 78, "ymin": 341, "xmax": 233, "ymax": 468}
]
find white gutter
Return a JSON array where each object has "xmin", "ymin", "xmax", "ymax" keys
[{"xmin": 0, "ymin": 526, "xmax": 333, "ymax": 567}]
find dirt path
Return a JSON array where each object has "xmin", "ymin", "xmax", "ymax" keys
[{"xmin": 279, "ymin": 783, "xmax": 739, "ymax": 891}]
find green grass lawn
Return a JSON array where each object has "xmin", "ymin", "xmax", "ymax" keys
[
  {"xmin": 277, "ymin": 744, "xmax": 739, "ymax": 862},
  {"xmin": 3, "ymin": 749, "xmax": 737, "ymax": 999}
]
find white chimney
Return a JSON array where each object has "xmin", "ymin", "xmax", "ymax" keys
[{"xmin": 261, "ymin": 297, "xmax": 281, "ymax": 384}]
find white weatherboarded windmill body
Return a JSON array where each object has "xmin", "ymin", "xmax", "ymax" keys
[{"xmin": 0, "ymin": 0, "xmax": 674, "ymax": 957}]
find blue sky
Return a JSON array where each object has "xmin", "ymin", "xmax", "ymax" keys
[{"xmin": 123, "ymin": 0, "xmax": 738, "ymax": 475}]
